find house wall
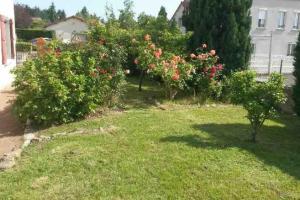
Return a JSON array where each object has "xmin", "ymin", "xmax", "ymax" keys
[
  {"xmin": 172, "ymin": 0, "xmax": 300, "ymax": 74},
  {"xmin": 0, "ymin": 0, "xmax": 16, "ymax": 90},
  {"xmin": 46, "ymin": 19, "xmax": 88, "ymax": 43},
  {"xmin": 172, "ymin": 3, "xmax": 187, "ymax": 33},
  {"xmin": 251, "ymin": 0, "xmax": 300, "ymax": 74}
]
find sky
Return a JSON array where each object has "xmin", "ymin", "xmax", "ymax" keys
[{"xmin": 14, "ymin": 0, "xmax": 182, "ymax": 19}]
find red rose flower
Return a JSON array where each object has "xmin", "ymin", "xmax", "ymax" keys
[
  {"xmin": 211, "ymin": 66, "xmax": 217, "ymax": 74},
  {"xmin": 210, "ymin": 50, "xmax": 216, "ymax": 56},
  {"xmin": 217, "ymin": 64, "xmax": 223, "ymax": 71},
  {"xmin": 172, "ymin": 74, "xmax": 180, "ymax": 81},
  {"xmin": 190, "ymin": 53, "xmax": 196, "ymax": 59}
]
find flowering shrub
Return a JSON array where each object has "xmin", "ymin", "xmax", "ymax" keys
[
  {"xmin": 134, "ymin": 34, "xmax": 163, "ymax": 91},
  {"xmin": 134, "ymin": 34, "xmax": 193, "ymax": 99},
  {"xmin": 188, "ymin": 44, "xmax": 224, "ymax": 101},
  {"xmin": 154, "ymin": 54, "xmax": 193, "ymax": 99},
  {"xmin": 230, "ymin": 71, "xmax": 286, "ymax": 142},
  {"xmin": 13, "ymin": 40, "xmax": 127, "ymax": 126}
]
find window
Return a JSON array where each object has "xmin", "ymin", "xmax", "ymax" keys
[
  {"xmin": 251, "ymin": 43, "xmax": 256, "ymax": 55},
  {"xmin": 258, "ymin": 9, "xmax": 267, "ymax": 28},
  {"xmin": 277, "ymin": 11, "xmax": 286, "ymax": 29},
  {"xmin": 293, "ymin": 12, "xmax": 300, "ymax": 30},
  {"xmin": 287, "ymin": 43, "xmax": 296, "ymax": 56}
]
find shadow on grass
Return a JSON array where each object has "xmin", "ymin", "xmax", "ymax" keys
[{"xmin": 160, "ymin": 117, "xmax": 300, "ymax": 180}]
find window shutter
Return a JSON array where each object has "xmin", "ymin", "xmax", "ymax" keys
[
  {"xmin": 0, "ymin": 15, "xmax": 7, "ymax": 65},
  {"xmin": 9, "ymin": 19, "xmax": 15, "ymax": 59}
]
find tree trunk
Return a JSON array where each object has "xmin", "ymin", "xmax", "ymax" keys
[
  {"xmin": 138, "ymin": 70, "xmax": 145, "ymax": 92},
  {"xmin": 169, "ymin": 89, "xmax": 178, "ymax": 100},
  {"xmin": 251, "ymin": 128, "xmax": 258, "ymax": 143}
]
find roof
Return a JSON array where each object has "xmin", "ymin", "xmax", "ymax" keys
[
  {"xmin": 45, "ymin": 16, "xmax": 86, "ymax": 28},
  {"xmin": 171, "ymin": 0, "xmax": 190, "ymax": 20},
  {"xmin": 171, "ymin": 1, "xmax": 184, "ymax": 20}
]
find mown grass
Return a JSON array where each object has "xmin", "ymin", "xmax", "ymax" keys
[{"xmin": 0, "ymin": 78, "xmax": 300, "ymax": 199}]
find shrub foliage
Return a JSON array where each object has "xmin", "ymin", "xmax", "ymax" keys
[
  {"xmin": 13, "ymin": 38, "xmax": 126, "ymax": 126},
  {"xmin": 16, "ymin": 29, "xmax": 56, "ymax": 41},
  {"xmin": 230, "ymin": 71, "xmax": 286, "ymax": 142}
]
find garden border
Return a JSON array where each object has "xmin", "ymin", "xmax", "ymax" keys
[{"xmin": 0, "ymin": 120, "xmax": 37, "ymax": 171}]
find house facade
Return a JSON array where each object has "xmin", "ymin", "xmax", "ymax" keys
[
  {"xmin": 172, "ymin": 0, "xmax": 300, "ymax": 74},
  {"xmin": 0, "ymin": 0, "xmax": 16, "ymax": 90},
  {"xmin": 46, "ymin": 16, "xmax": 88, "ymax": 43}
]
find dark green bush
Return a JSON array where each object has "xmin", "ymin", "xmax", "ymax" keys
[
  {"xmin": 13, "ymin": 41, "xmax": 126, "ymax": 126},
  {"xmin": 16, "ymin": 29, "xmax": 56, "ymax": 41},
  {"xmin": 293, "ymin": 33, "xmax": 300, "ymax": 116}
]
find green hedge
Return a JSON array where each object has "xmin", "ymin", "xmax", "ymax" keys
[{"xmin": 16, "ymin": 29, "xmax": 56, "ymax": 41}]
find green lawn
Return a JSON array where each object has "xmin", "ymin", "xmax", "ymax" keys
[{"xmin": 0, "ymin": 78, "xmax": 300, "ymax": 199}]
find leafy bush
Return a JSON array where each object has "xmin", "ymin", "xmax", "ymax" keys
[
  {"xmin": 16, "ymin": 29, "xmax": 56, "ymax": 41},
  {"xmin": 13, "ymin": 40, "xmax": 126, "ymax": 126},
  {"xmin": 230, "ymin": 71, "xmax": 286, "ymax": 142}
]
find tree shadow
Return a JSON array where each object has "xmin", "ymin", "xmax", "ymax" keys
[{"xmin": 160, "ymin": 118, "xmax": 300, "ymax": 180}]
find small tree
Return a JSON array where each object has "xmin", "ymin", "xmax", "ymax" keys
[
  {"xmin": 230, "ymin": 71, "xmax": 286, "ymax": 142},
  {"xmin": 293, "ymin": 33, "xmax": 300, "ymax": 116}
]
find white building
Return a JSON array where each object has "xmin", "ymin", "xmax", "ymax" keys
[
  {"xmin": 46, "ymin": 16, "xmax": 88, "ymax": 43},
  {"xmin": 0, "ymin": 0, "xmax": 16, "ymax": 90},
  {"xmin": 172, "ymin": 0, "xmax": 300, "ymax": 74}
]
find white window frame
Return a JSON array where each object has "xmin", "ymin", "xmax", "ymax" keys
[
  {"xmin": 251, "ymin": 43, "xmax": 256, "ymax": 55},
  {"xmin": 287, "ymin": 43, "xmax": 296, "ymax": 56},
  {"xmin": 258, "ymin": 9, "xmax": 268, "ymax": 28},
  {"xmin": 277, "ymin": 10, "xmax": 287, "ymax": 29},
  {"xmin": 293, "ymin": 12, "xmax": 300, "ymax": 30}
]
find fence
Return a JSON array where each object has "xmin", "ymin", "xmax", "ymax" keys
[
  {"xmin": 16, "ymin": 51, "xmax": 37, "ymax": 65},
  {"xmin": 250, "ymin": 55, "xmax": 294, "ymax": 74}
]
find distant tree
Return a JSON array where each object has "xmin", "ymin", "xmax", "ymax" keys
[
  {"xmin": 158, "ymin": 6, "xmax": 167, "ymax": 19},
  {"xmin": 293, "ymin": 33, "xmax": 300, "ymax": 116},
  {"xmin": 57, "ymin": 10, "xmax": 66, "ymax": 20},
  {"xmin": 47, "ymin": 2, "xmax": 58, "ymax": 22},
  {"xmin": 105, "ymin": 3, "xmax": 117, "ymax": 22},
  {"xmin": 76, "ymin": 6, "xmax": 89, "ymax": 19},
  {"xmin": 14, "ymin": 4, "xmax": 33, "ymax": 28},
  {"xmin": 137, "ymin": 12, "xmax": 156, "ymax": 28},
  {"xmin": 156, "ymin": 6, "xmax": 169, "ymax": 31},
  {"xmin": 119, "ymin": 0, "xmax": 136, "ymax": 29},
  {"xmin": 184, "ymin": 0, "xmax": 253, "ymax": 74}
]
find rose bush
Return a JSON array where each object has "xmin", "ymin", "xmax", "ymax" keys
[
  {"xmin": 154, "ymin": 54, "xmax": 193, "ymax": 99},
  {"xmin": 13, "ymin": 38, "xmax": 127, "ymax": 126},
  {"xmin": 188, "ymin": 45, "xmax": 224, "ymax": 101},
  {"xmin": 134, "ymin": 34, "xmax": 193, "ymax": 99}
]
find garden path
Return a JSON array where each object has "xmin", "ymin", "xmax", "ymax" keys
[{"xmin": 0, "ymin": 87, "xmax": 23, "ymax": 157}]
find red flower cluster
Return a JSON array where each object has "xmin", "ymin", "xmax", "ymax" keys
[
  {"xmin": 208, "ymin": 64, "xmax": 223, "ymax": 79},
  {"xmin": 154, "ymin": 48, "xmax": 163, "ymax": 59}
]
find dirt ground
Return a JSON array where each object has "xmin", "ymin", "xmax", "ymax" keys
[{"xmin": 0, "ymin": 87, "xmax": 24, "ymax": 157}]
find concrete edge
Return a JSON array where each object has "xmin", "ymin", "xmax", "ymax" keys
[{"xmin": 0, "ymin": 120, "xmax": 37, "ymax": 171}]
